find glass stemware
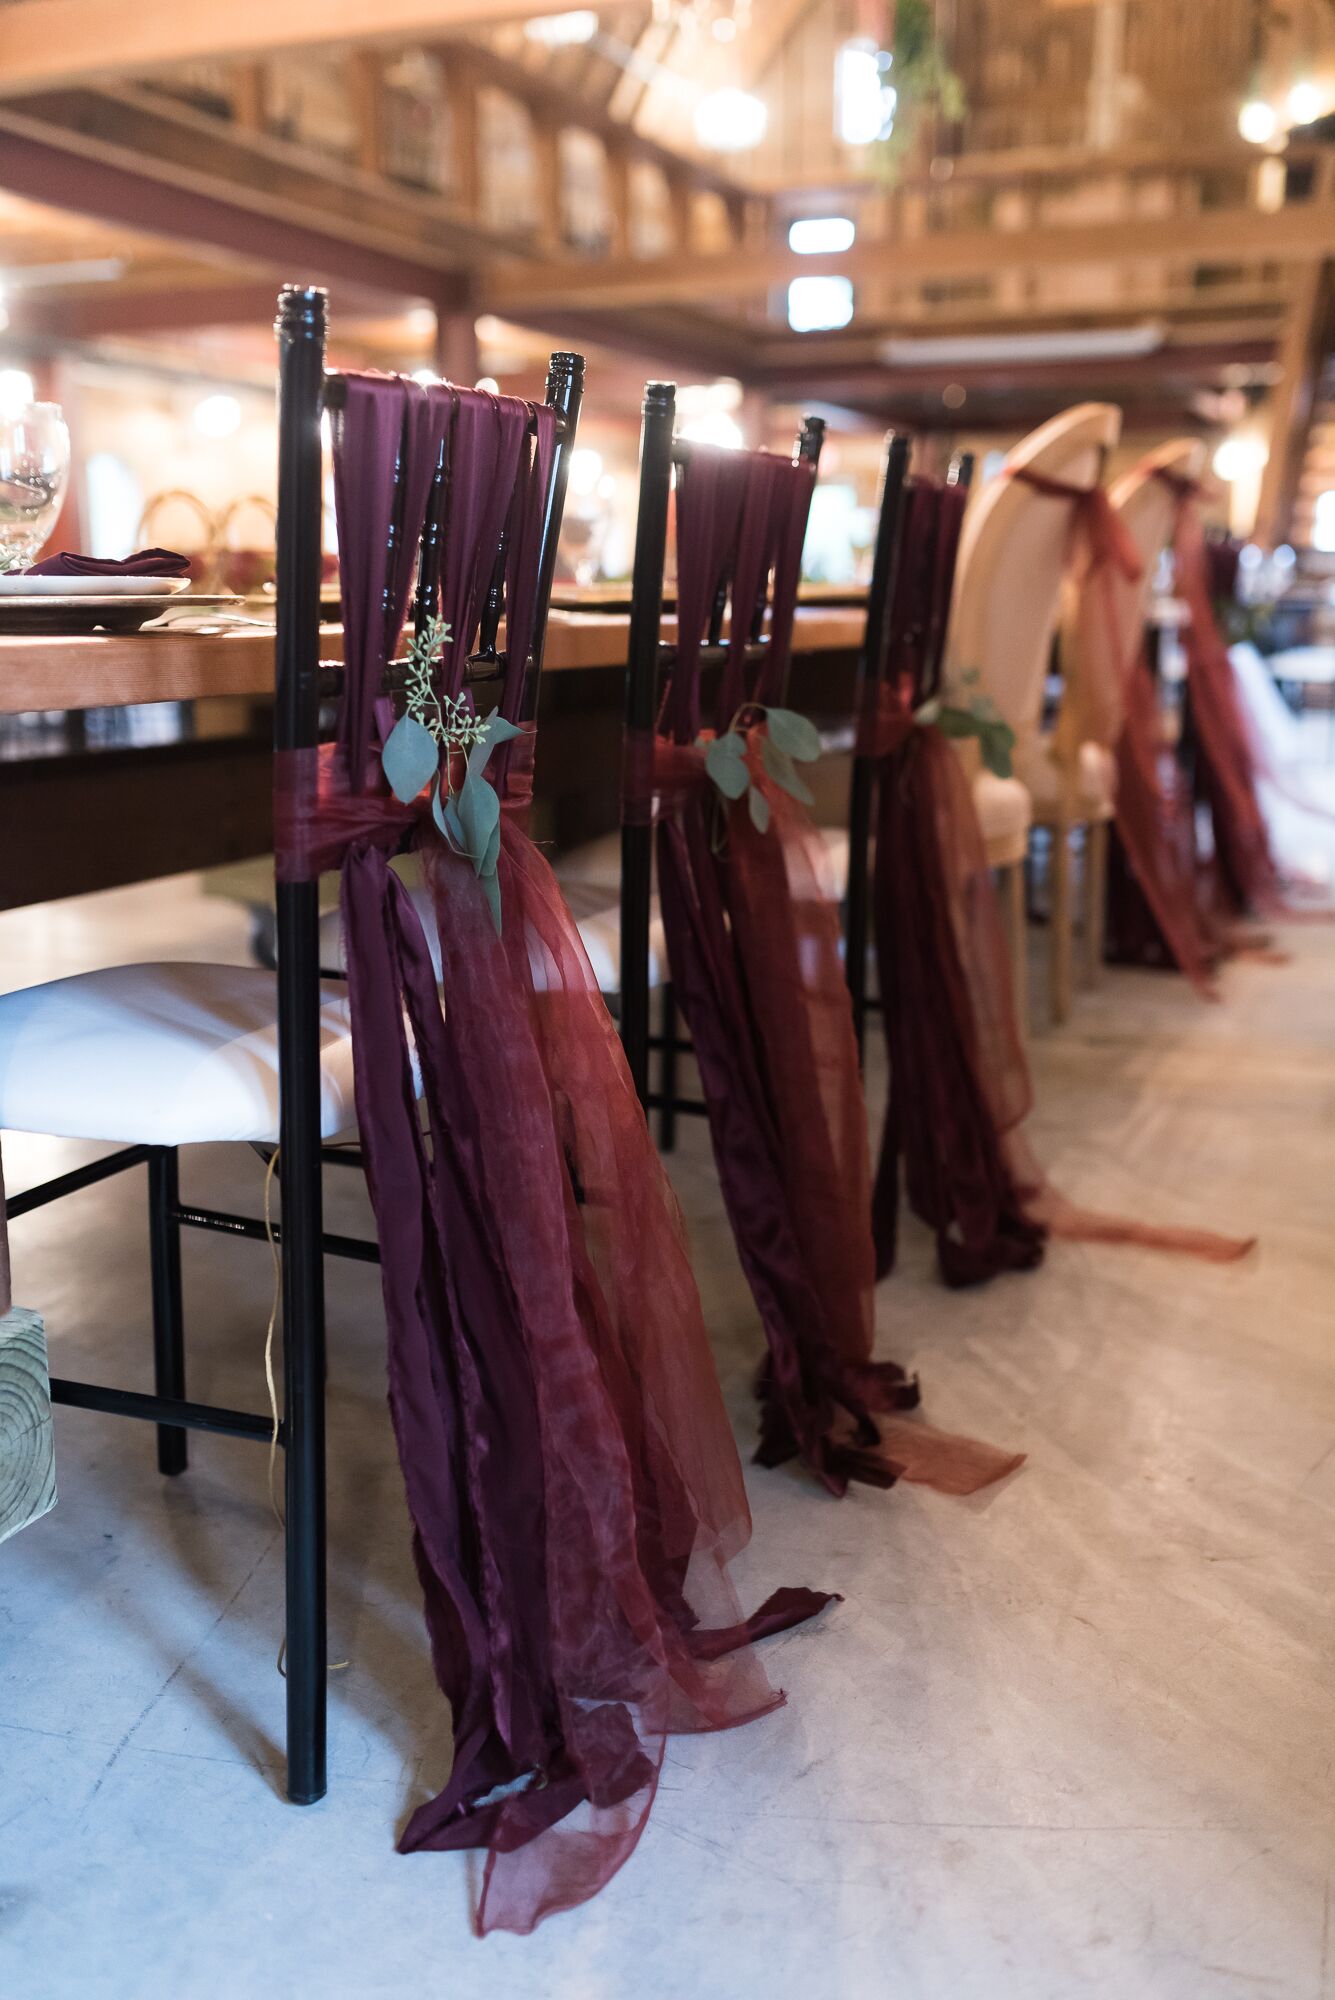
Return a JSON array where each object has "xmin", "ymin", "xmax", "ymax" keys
[{"xmin": 0, "ymin": 403, "xmax": 71, "ymax": 573}]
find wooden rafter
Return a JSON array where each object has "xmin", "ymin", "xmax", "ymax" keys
[
  {"xmin": 0, "ymin": 0, "xmax": 592, "ymax": 95},
  {"xmin": 482, "ymin": 199, "xmax": 1335, "ymax": 314}
]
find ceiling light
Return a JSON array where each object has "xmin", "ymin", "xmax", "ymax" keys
[
  {"xmin": 787, "ymin": 276, "xmax": 854, "ymax": 333},
  {"xmin": 837, "ymin": 39, "xmax": 894, "ymax": 147},
  {"xmin": 879, "ymin": 323, "xmax": 1165, "ymax": 367},
  {"xmin": 694, "ymin": 87, "xmax": 768, "ymax": 153},
  {"xmin": 1238, "ymin": 98, "xmax": 1278, "ymax": 144},
  {"xmin": 679, "ymin": 411, "xmax": 745, "ymax": 450},
  {"xmin": 1287, "ymin": 80, "xmax": 1323, "ymax": 124},
  {"xmin": 192, "ymin": 393, "xmax": 242, "ymax": 439},
  {"xmin": 568, "ymin": 447, "xmax": 604, "ymax": 496},
  {"xmin": 524, "ymin": 10, "xmax": 597, "ymax": 47},
  {"xmin": 788, "ymin": 216, "xmax": 856, "ymax": 255},
  {"xmin": 1213, "ymin": 433, "xmax": 1268, "ymax": 482}
]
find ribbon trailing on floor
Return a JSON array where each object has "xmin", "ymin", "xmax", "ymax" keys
[
  {"xmin": 634, "ymin": 444, "xmax": 1025, "ymax": 1497},
  {"xmin": 278, "ymin": 374, "xmax": 834, "ymax": 1936}
]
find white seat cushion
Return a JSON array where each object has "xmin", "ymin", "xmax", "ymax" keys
[
  {"xmin": 972, "ymin": 770, "xmax": 1033, "ymax": 869},
  {"xmin": 1014, "ymin": 736, "xmax": 1116, "ymax": 821},
  {"xmin": 553, "ymin": 830, "xmax": 624, "ymax": 900},
  {"xmin": 318, "ymin": 877, "xmax": 666, "ymax": 996},
  {"xmin": 0, "ymin": 962, "xmax": 358, "ymax": 1147}
]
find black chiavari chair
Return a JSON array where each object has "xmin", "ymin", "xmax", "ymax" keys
[
  {"xmin": 0, "ymin": 285, "xmax": 581, "ymax": 1810},
  {"xmin": 844, "ymin": 440, "xmax": 975, "ymax": 1063},
  {"xmin": 618, "ymin": 381, "xmax": 825, "ymax": 1133}
]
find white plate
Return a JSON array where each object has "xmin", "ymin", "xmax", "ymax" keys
[{"xmin": 0, "ymin": 573, "xmax": 191, "ymax": 597}]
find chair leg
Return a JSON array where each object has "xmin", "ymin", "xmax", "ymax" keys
[
  {"xmin": 147, "ymin": 1146, "xmax": 187, "ymax": 1477},
  {"xmin": 1083, "ymin": 817, "xmax": 1109, "ymax": 989},
  {"xmin": 283, "ymin": 1149, "xmax": 327, "ymax": 1807},
  {"xmin": 1049, "ymin": 820, "xmax": 1074, "ymax": 1026},
  {"xmin": 1003, "ymin": 859, "xmax": 1029, "ymax": 1040},
  {"xmin": 658, "ymin": 981, "xmax": 678, "ymax": 1153}
]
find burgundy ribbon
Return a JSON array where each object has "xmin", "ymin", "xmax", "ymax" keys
[
  {"xmin": 652, "ymin": 450, "xmax": 1024, "ymax": 1492},
  {"xmin": 294, "ymin": 372, "xmax": 833, "ymax": 1936}
]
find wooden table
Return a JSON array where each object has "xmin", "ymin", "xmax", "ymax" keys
[
  {"xmin": 0, "ymin": 605, "xmax": 868, "ymax": 715},
  {"xmin": 0, "ymin": 605, "xmax": 868, "ymax": 909}
]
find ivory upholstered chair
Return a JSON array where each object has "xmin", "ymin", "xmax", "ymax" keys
[{"xmin": 946, "ymin": 403, "xmax": 1123, "ymax": 1025}]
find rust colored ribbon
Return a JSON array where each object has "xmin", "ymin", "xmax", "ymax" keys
[{"xmin": 1009, "ymin": 464, "xmax": 1222, "ymax": 994}]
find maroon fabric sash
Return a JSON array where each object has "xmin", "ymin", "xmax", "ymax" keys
[
  {"xmin": 295, "ymin": 375, "xmax": 832, "ymax": 1936},
  {"xmin": 869, "ymin": 480, "xmax": 1045, "ymax": 1285},
  {"xmin": 867, "ymin": 477, "xmax": 1253, "ymax": 1281},
  {"xmin": 1010, "ymin": 464, "xmax": 1221, "ymax": 994},
  {"xmin": 644, "ymin": 448, "xmax": 1025, "ymax": 1496}
]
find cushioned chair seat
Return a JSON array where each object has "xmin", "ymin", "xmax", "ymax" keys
[
  {"xmin": 970, "ymin": 769, "xmax": 1033, "ymax": 869},
  {"xmin": 0, "ymin": 962, "xmax": 358, "ymax": 1146},
  {"xmin": 1014, "ymin": 736, "xmax": 1116, "ymax": 821},
  {"xmin": 317, "ymin": 876, "xmax": 667, "ymax": 996}
]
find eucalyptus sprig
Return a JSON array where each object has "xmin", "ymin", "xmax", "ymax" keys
[
  {"xmin": 698, "ymin": 705, "xmax": 823, "ymax": 836},
  {"xmin": 379, "ymin": 615, "xmax": 523, "ymax": 935},
  {"xmin": 915, "ymin": 669, "xmax": 1015, "ymax": 778}
]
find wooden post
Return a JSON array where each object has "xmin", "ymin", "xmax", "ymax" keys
[
  {"xmin": 347, "ymin": 49, "xmax": 384, "ymax": 176},
  {"xmin": 433, "ymin": 291, "xmax": 480, "ymax": 384},
  {"xmin": 0, "ymin": 1307, "xmax": 56, "ymax": 1546},
  {"xmin": 443, "ymin": 52, "xmax": 480, "ymax": 216},
  {"xmin": 532, "ymin": 115, "xmax": 565, "ymax": 251},
  {"xmin": 1255, "ymin": 258, "xmax": 1330, "ymax": 548}
]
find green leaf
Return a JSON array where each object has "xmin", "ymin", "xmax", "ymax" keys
[
  {"xmin": 381, "ymin": 713, "xmax": 439, "ymax": 804},
  {"xmin": 764, "ymin": 706, "xmax": 821, "ymax": 762},
  {"xmin": 934, "ymin": 705, "xmax": 977, "ymax": 739},
  {"xmin": 747, "ymin": 784, "xmax": 770, "ymax": 834},
  {"xmin": 456, "ymin": 764, "xmax": 501, "ymax": 874},
  {"xmin": 761, "ymin": 734, "xmax": 814, "ymax": 806},
  {"xmin": 432, "ymin": 780, "xmax": 464, "ymax": 850},
  {"xmin": 913, "ymin": 696, "xmax": 941, "ymax": 726},
  {"xmin": 980, "ymin": 720, "xmax": 1016, "ymax": 780},
  {"xmin": 479, "ymin": 864, "xmax": 503, "ymax": 936},
  {"xmin": 478, "ymin": 709, "xmax": 526, "ymax": 751},
  {"xmin": 705, "ymin": 732, "xmax": 750, "ymax": 799}
]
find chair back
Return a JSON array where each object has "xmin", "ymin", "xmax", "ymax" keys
[
  {"xmin": 844, "ymin": 437, "xmax": 974, "ymax": 1056},
  {"xmin": 619, "ymin": 383, "xmax": 825, "ymax": 1099},
  {"xmin": 271, "ymin": 281, "xmax": 583, "ymax": 1313},
  {"xmin": 946, "ymin": 404, "xmax": 1122, "ymax": 757},
  {"xmin": 1060, "ymin": 436, "xmax": 1206, "ymax": 749}
]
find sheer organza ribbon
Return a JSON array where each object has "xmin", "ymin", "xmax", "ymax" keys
[
  {"xmin": 1009, "ymin": 465, "xmax": 1222, "ymax": 994},
  {"xmin": 868, "ymin": 477, "xmax": 1253, "ymax": 1282},
  {"xmin": 637, "ymin": 447, "xmax": 1025, "ymax": 1497},
  {"xmin": 1153, "ymin": 468, "xmax": 1316, "ymax": 917},
  {"xmin": 301, "ymin": 374, "xmax": 832, "ymax": 1937}
]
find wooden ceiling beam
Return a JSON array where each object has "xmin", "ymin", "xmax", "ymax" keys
[
  {"xmin": 482, "ymin": 200, "xmax": 1335, "ymax": 314},
  {"xmin": 434, "ymin": 38, "xmax": 748, "ymax": 198},
  {"xmin": 0, "ymin": 0, "xmax": 589, "ymax": 96},
  {"xmin": 0, "ymin": 117, "xmax": 446, "ymax": 302}
]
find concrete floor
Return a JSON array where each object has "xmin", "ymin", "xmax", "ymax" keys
[{"xmin": 1, "ymin": 873, "xmax": 1332, "ymax": 1999}]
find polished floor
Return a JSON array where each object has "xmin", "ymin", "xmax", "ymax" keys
[{"xmin": 1, "ymin": 872, "xmax": 1332, "ymax": 1999}]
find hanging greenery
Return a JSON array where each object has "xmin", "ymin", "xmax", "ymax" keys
[{"xmin": 874, "ymin": 0, "xmax": 965, "ymax": 177}]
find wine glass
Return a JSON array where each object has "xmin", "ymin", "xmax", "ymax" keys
[{"xmin": 0, "ymin": 403, "xmax": 71, "ymax": 573}]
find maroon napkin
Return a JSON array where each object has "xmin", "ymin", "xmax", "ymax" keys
[{"xmin": 25, "ymin": 547, "xmax": 191, "ymax": 578}]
